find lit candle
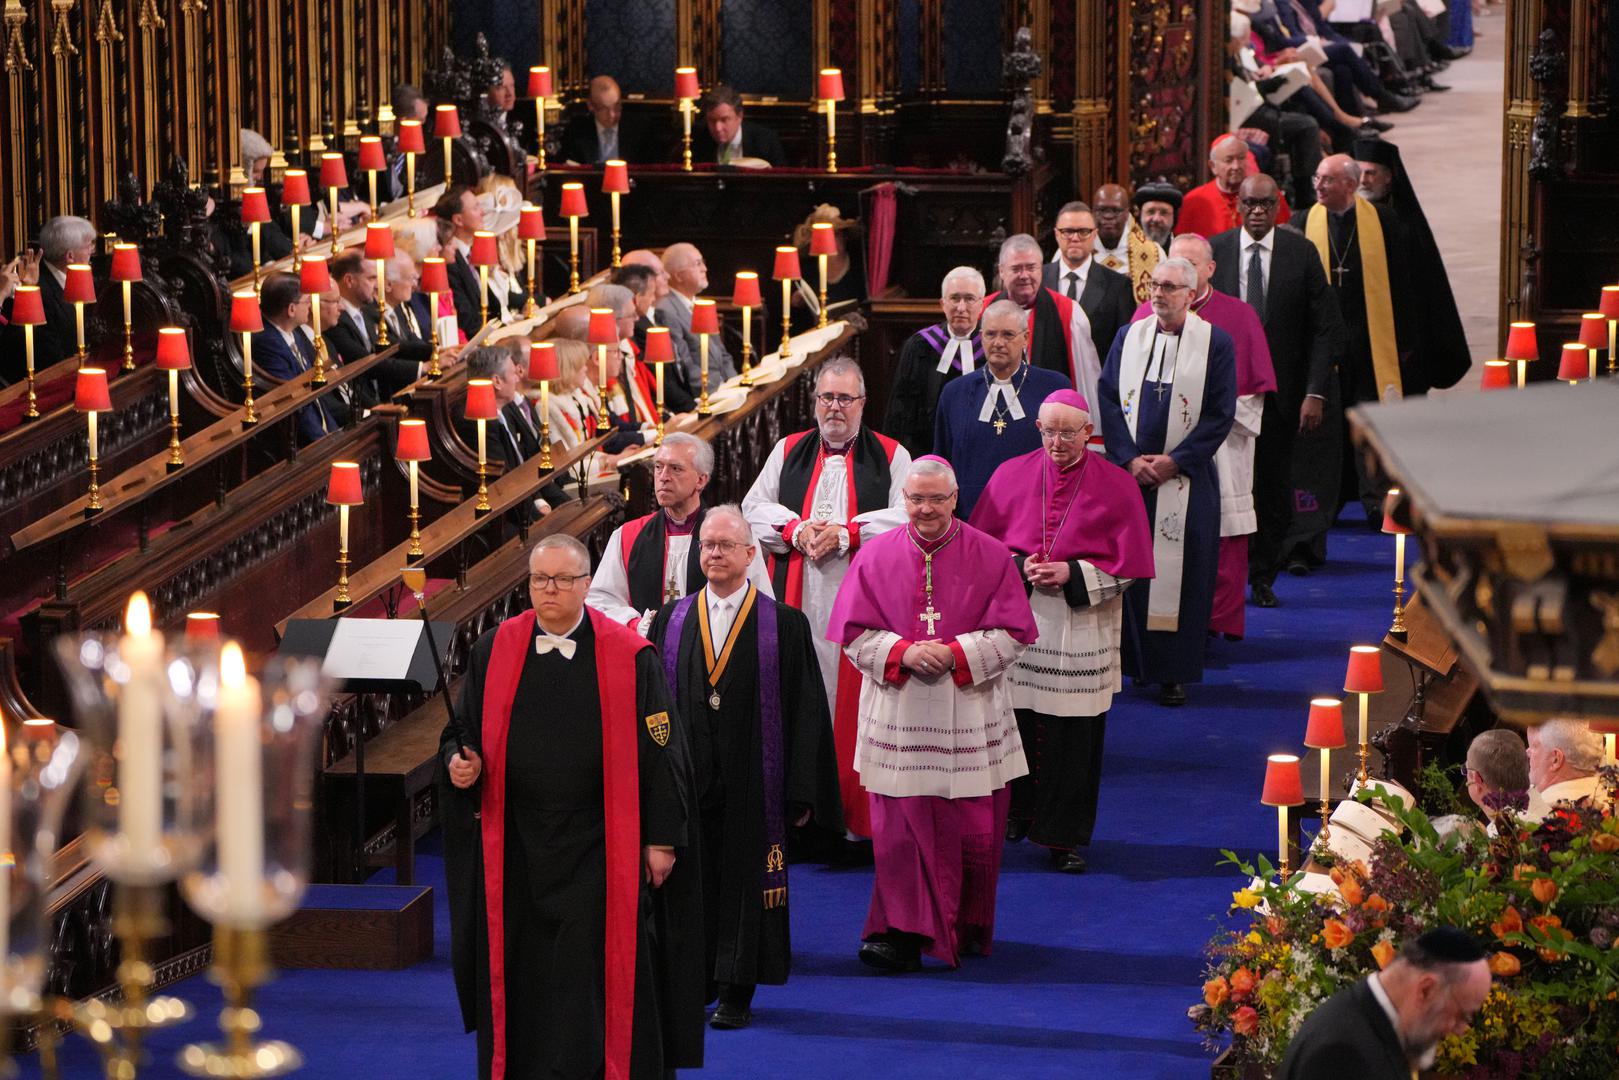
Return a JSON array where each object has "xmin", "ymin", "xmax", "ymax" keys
[
  {"xmin": 338, "ymin": 502, "xmax": 350, "ymax": 552},
  {"xmin": 1319, "ymin": 747, "xmax": 1331, "ymax": 806},
  {"xmin": 216, "ymin": 642, "xmax": 264, "ymax": 923},
  {"xmin": 700, "ymin": 332, "xmax": 709, "ymax": 392},
  {"xmin": 476, "ymin": 421, "xmax": 487, "ymax": 475},
  {"xmin": 569, "ymin": 215, "xmax": 579, "ymax": 264},
  {"xmin": 610, "ymin": 190, "xmax": 620, "ymax": 236},
  {"xmin": 1394, "ymin": 532, "xmax": 1406, "ymax": 586},
  {"xmin": 1357, "ymin": 693, "xmax": 1369, "ymax": 748},
  {"xmin": 741, "ymin": 303, "xmax": 751, "ymax": 358},
  {"xmin": 119, "ymin": 592, "xmax": 165, "ymax": 863}
]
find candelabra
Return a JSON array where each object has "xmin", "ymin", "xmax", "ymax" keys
[{"xmin": 397, "ymin": 419, "xmax": 431, "ymax": 562}]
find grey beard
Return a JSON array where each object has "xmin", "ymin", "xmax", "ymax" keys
[{"xmin": 1143, "ymin": 224, "xmax": 1173, "ymax": 248}]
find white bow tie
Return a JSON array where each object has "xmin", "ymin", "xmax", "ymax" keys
[{"xmin": 534, "ymin": 634, "xmax": 577, "ymax": 660}]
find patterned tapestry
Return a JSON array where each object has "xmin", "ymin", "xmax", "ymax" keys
[
  {"xmin": 1128, "ymin": 0, "xmax": 1205, "ymax": 188},
  {"xmin": 721, "ymin": 0, "xmax": 814, "ymax": 97},
  {"xmin": 897, "ymin": 0, "xmax": 923, "ymax": 95},
  {"xmin": 585, "ymin": 0, "xmax": 678, "ymax": 95},
  {"xmin": 942, "ymin": 0, "xmax": 1004, "ymax": 96}
]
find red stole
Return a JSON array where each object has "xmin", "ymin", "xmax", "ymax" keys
[{"xmin": 479, "ymin": 609, "xmax": 645, "ymax": 1080}]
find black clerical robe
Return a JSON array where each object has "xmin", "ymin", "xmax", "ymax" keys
[
  {"xmin": 883, "ymin": 324, "xmax": 983, "ymax": 457},
  {"xmin": 648, "ymin": 586, "xmax": 842, "ymax": 991},
  {"xmin": 439, "ymin": 609, "xmax": 706, "ymax": 1080}
]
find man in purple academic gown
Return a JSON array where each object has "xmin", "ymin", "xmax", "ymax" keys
[
  {"xmin": 1099, "ymin": 257, "xmax": 1237, "ymax": 707},
  {"xmin": 1132, "ymin": 234, "xmax": 1275, "ymax": 640},
  {"xmin": 969, "ymin": 390, "xmax": 1155, "ymax": 873},
  {"xmin": 826, "ymin": 456, "xmax": 1037, "ymax": 973}
]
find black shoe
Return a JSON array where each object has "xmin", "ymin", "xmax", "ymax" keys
[
  {"xmin": 1286, "ymin": 558, "xmax": 1310, "ymax": 577},
  {"xmin": 1252, "ymin": 582, "xmax": 1279, "ymax": 608},
  {"xmin": 710, "ymin": 1001, "xmax": 753, "ymax": 1030},
  {"xmin": 859, "ymin": 939, "xmax": 922, "ymax": 974},
  {"xmin": 1421, "ymin": 78, "xmax": 1451, "ymax": 92},
  {"xmin": 1006, "ymin": 818, "xmax": 1031, "ymax": 843},
  {"xmin": 1160, "ymin": 683, "xmax": 1187, "ymax": 707},
  {"xmin": 1360, "ymin": 118, "xmax": 1394, "ymax": 133},
  {"xmin": 1056, "ymin": 850, "xmax": 1088, "ymax": 873},
  {"xmin": 1376, "ymin": 91, "xmax": 1419, "ymax": 112}
]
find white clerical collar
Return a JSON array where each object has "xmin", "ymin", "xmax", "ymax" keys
[
  {"xmin": 979, "ymin": 365, "xmax": 1026, "ymax": 423},
  {"xmin": 1156, "ymin": 320, "xmax": 1185, "ymax": 336}
]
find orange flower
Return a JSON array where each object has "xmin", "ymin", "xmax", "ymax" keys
[
  {"xmin": 1492, "ymin": 906, "xmax": 1524, "ymax": 939},
  {"xmin": 1338, "ymin": 875, "xmax": 1365, "ymax": 906},
  {"xmin": 1362, "ymin": 893, "xmax": 1390, "ymax": 915},
  {"xmin": 1531, "ymin": 878, "xmax": 1558, "ymax": 905},
  {"xmin": 1322, "ymin": 918, "xmax": 1355, "ymax": 951},
  {"xmin": 1231, "ymin": 1005, "xmax": 1261, "ymax": 1037},
  {"xmin": 1513, "ymin": 863, "xmax": 1539, "ymax": 883},
  {"xmin": 1538, "ymin": 944, "xmax": 1566, "ymax": 964},
  {"xmin": 1204, "ymin": 977, "xmax": 1230, "ymax": 1008},
  {"xmin": 1371, "ymin": 940, "xmax": 1396, "ymax": 969},
  {"xmin": 1529, "ymin": 913, "xmax": 1563, "ymax": 932},
  {"xmin": 1329, "ymin": 865, "xmax": 1347, "ymax": 886},
  {"xmin": 1591, "ymin": 831, "xmax": 1619, "ymax": 853},
  {"xmin": 1266, "ymin": 915, "xmax": 1288, "ymax": 938},
  {"xmin": 1229, "ymin": 967, "xmax": 1259, "ymax": 1002},
  {"xmin": 1488, "ymin": 951, "xmax": 1521, "ymax": 977}
]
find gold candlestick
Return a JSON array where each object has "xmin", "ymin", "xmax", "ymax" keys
[
  {"xmin": 610, "ymin": 191, "xmax": 622, "ymax": 268},
  {"xmin": 290, "ymin": 206, "xmax": 302, "ymax": 268},
  {"xmin": 817, "ymin": 253, "xmax": 829, "ymax": 329},
  {"xmin": 825, "ymin": 98, "xmax": 837, "ymax": 173},
  {"xmin": 535, "ymin": 97, "xmax": 547, "ymax": 171},
  {"xmin": 426, "ymin": 290, "xmax": 443, "ymax": 377},
  {"xmin": 23, "ymin": 325, "xmax": 38, "ymax": 420},
  {"xmin": 309, "ymin": 293, "xmax": 328, "ymax": 385},
  {"xmin": 779, "ymin": 277, "xmax": 794, "ymax": 358},
  {"xmin": 1391, "ymin": 531, "xmax": 1408, "ymax": 637},
  {"xmin": 74, "ymin": 301, "xmax": 89, "ymax": 365},
  {"xmin": 739, "ymin": 304, "xmax": 754, "ymax": 386},
  {"xmin": 374, "ymin": 261, "xmax": 392, "ymax": 347},
  {"xmin": 697, "ymin": 334, "xmax": 712, "ymax": 417},
  {"xmin": 405, "ymin": 153, "xmax": 417, "ymax": 217},
  {"xmin": 241, "ymin": 331, "xmax": 258, "ymax": 426},
  {"xmin": 329, "ymin": 187, "xmax": 343, "ymax": 256},
  {"xmin": 250, "ymin": 221, "xmax": 262, "ymax": 291},
  {"xmin": 121, "ymin": 280, "xmax": 135, "ymax": 370},
  {"xmin": 85, "ymin": 409, "xmax": 103, "ymax": 515},
  {"xmin": 335, "ymin": 502, "xmax": 353, "ymax": 610},
  {"xmin": 407, "ymin": 460, "xmax": 423, "ymax": 560},
  {"xmin": 178, "ymin": 926, "xmax": 300, "ymax": 1078},
  {"xmin": 653, "ymin": 364, "xmax": 666, "ymax": 444},
  {"xmin": 680, "ymin": 99, "xmax": 693, "ymax": 171},
  {"xmin": 1317, "ymin": 747, "xmax": 1332, "ymax": 840},
  {"xmin": 538, "ymin": 381, "xmax": 553, "ymax": 469},
  {"xmin": 475, "ymin": 419, "xmax": 491, "ymax": 516},
  {"xmin": 524, "ymin": 238, "xmax": 540, "ymax": 317},
  {"xmin": 478, "ymin": 264, "xmax": 491, "ymax": 330},
  {"xmin": 568, "ymin": 216, "xmax": 581, "ymax": 293}
]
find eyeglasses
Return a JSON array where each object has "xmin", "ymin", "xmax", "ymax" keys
[
  {"xmin": 903, "ymin": 492, "xmax": 954, "ymax": 507},
  {"xmin": 1055, "ymin": 227, "xmax": 1096, "ymax": 239},
  {"xmin": 1148, "ymin": 281, "xmax": 1189, "ymax": 293},
  {"xmin": 1038, "ymin": 426, "xmax": 1087, "ymax": 442},
  {"xmin": 529, "ymin": 572, "xmax": 589, "ymax": 590},
  {"xmin": 815, "ymin": 392, "xmax": 864, "ymax": 408},
  {"xmin": 698, "ymin": 539, "xmax": 749, "ymax": 555},
  {"xmin": 1092, "ymin": 205, "xmax": 1126, "ymax": 216},
  {"xmin": 1237, "ymin": 197, "xmax": 1278, "ymax": 210}
]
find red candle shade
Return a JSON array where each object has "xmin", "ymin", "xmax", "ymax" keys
[
  {"xmin": 674, "ymin": 66, "xmax": 700, "ymax": 101},
  {"xmin": 587, "ymin": 307, "xmax": 620, "ymax": 346},
  {"xmin": 320, "ymin": 152, "xmax": 349, "ymax": 189},
  {"xmin": 75, "ymin": 367, "xmax": 112, "ymax": 412},
  {"xmin": 326, "ymin": 460, "xmax": 364, "ymax": 505},
  {"xmin": 469, "ymin": 230, "xmax": 499, "ymax": 267},
  {"xmin": 396, "ymin": 417, "xmax": 431, "ymax": 461},
  {"xmin": 65, "ymin": 264, "xmax": 97, "ymax": 305},
  {"xmin": 281, "ymin": 168, "xmax": 312, "ymax": 206},
  {"xmin": 1578, "ymin": 313, "xmax": 1607, "ymax": 349},
  {"xmin": 1480, "ymin": 359, "xmax": 1512, "ymax": 390},
  {"xmin": 558, "ymin": 183, "xmax": 589, "ymax": 219},
  {"xmin": 518, "ymin": 205, "xmax": 546, "ymax": 241},
  {"xmin": 772, "ymin": 246, "xmax": 801, "ymax": 280},
  {"xmin": 1558, "ymin": 342, "xmax": 1588, "ymax": 381},
  {"xmin": 110, "ymin": 243, "xmax": 142, "ymax": 282},
  {"xmin": 241, "ymin": 187, "xmax": 272, "ymax": 226},
  {"xmin": 733, "ymin": 271, "xmax": 763, "ymax": 308},
  {"xmin": 601, "ymin": 160, "xmax": 630, "ymax": 194},
  {"xmin": 528, "ymin": 65, "xmax": 553, "ymax": 99},
  {"xmin": 1304, "ymin": 699, "xmax": 1346, "ymax": 750},
  {"xmin": 1600, "ymin": 286, "xmax": 1619, "ymax": 320},
  {"xmin": 818, "ymin": 68, "xmax": 846, "ymax": 102},
  {"xmin": 419, "ymin": 257, "xmax": 450, "ymax": 295},
  {"xmin": 529, "ymin": 341, "xmax": 560, "ymax": 382},
  {"xmin": 809, "ymin": 221, "xmax": 838, "ymax": 257},
  {"xmin": 364, "ymin": 222, "xmax": 395, "ymax": 260},
  {"xmin": 434, "ymin": 104, "xmax": 462, "ymax": 138},
  {"xmin": 1261, "ymin": 754, "xmax": 1304, "ymax": 806},
  {"xmin": 10, "ymin": 285, "xmax": 45, "ymax": 325},
  {"xmin": 643, "ymin": 326, "xmax": 674, "ymax": 364},
  {"xmin": 1503, "ymin": 321, "xmax": 1538, "ymax": 362},
  {"xmin": 397, "ymin": 120, "xmax": 426, "ymax": 155},
  {"xmin": 155, "ymin": 327, "xmax": 192, "ymax": 370},
  {"xmin": 299, "ymin": 255, "xmax": 331, "ymax": 294},
  {"xmin": 691, "ymin": 298, "xmax": 719, "ymax": 335},
  {"xmin": 358, "ymin": 136, "xmax": 387, "ymax": 173},
  {"xmin": 184, "ymin": 612, "xmax": 222, "ymax": 641},
  {"xmin": 464, "ymin": 378, "xmax": 499, "ymax": 421},
  {"xmin": 229, "ymin": 289, "xmax": 263, "ymax": 333},
  {"xmin": 1344, "ymin": 645, "xmax": 1384, "ymax": 695}
]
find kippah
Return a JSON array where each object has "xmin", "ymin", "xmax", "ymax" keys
[{"xmin": 1416, "ymin": 926, "xmax": 1487, "ymax": 963}]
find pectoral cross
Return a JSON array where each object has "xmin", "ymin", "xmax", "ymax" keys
[
  {"xmin": 664, "ymin": 574, "xmax": 680, "ymax": 602},
  {"xmin": 919, "ymin": 602, "xmax": 943, "ymax": 634},
  {"xmin": 993, "ymin": 417, "xmax": 1007, "ymax": 435},
  {"xmin": 1332, "ymin": 263, "xmax": 1352, "ymax": 288}
]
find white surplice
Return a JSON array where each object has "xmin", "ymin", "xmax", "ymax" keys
[
  {"xmin": 1214, "ymin": 392, "xmax": 1264, "ymax": 537},
  {"xmin": 1009, "ymin": 566, "xmax": 1134, "ymax": 717}
]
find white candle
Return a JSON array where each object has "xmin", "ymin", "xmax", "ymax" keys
[
  {"xmin": 1276, "ymin": 806, "xmax": 1288, "ymax": 870},
  {"xmin": 442, "ymin": 136, "xmax": 452, "ymax": 181},
  {"xmin": 827, "ymin": 100, "xmax": 836, "ymax": 143},
  {"xmin": 291, "ymin": 205, "xmax": 301, "ymax": 257},
  {"xmin": 216, "ymin": 642, "xmax": 264, "ymax": 924},
  {"xmin": 699, "ymin": 333, "xmax": 709, "ymax": 390},
  {"xmin": 251, "ymin": 222, "xmax": 261, "ymax": 271},
  {"xmin": 1358, "ymin": 693, "xmax": 1369, "ymax": 747},
  {"xmin": 408, "ymin": 460, "xmax": 419, "ymax": 509},
  {"xmin": 540, "ymin": 380, "xmax": 550, "ymax": 427},
  {"xmin": 598, "ymin": 344, "xmax": 608, "ymax": 393},
  {"xmin": 569, "ymin": 216, "xmax": 579, "ymax": 260},
  {"xmin": 119, "ymin": 592, "xmax": 165, "ymax": 864},
  {"xmin": 1320, "ymin": 747, "xmax": 1331, "ymax": 805},
  {"xmin": 23, "ymin": 325, "xmax": 34, "ymax": 377},
  {"xmin": 338, "ymin": 503, "xmax": 350, "ymax": 551},
  {"xmin": 75, "ymin": 304, "xmax": 85, "ymax": 356},
  {"xmin": 741, "ymin": 305, "xmax": 750, "ymax": 357},
  {"xmin": 611, "ymin": 191, "xmax": 620, "ymax": 233},
  {"xmin": 477, "ymin": 421, "xmax": 487, "ymax": 471},
  {"xmin": 122, "ymin": 280, "xmax": 132, "ymax": 328},
  {"xmin": 1394, "ymin": 533, "xmax": 1406, "ymax": 586},
  {"xmin": 168, "ymin": 369, "xmax": 179, "ymax": 418},
  {"xmin": 242, "ymin": 332, "xmax": 254, "ymax": 383},
  {"xmin": 87, "ymin": 411, "xmax": 98, "ymax": 460}
]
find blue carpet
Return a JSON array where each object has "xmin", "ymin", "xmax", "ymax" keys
[{"xmin": 21, "ymin": 515, "xmax": 1397, "ymax": 1079}]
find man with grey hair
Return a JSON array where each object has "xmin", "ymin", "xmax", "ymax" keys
[
  {"xmin": 648, "ymin": 504, "xmax": 841, "ymax": 1030},
  {"xmin": 744, "ymin": 356, "xmax": 910, "ymax": 847},
  {"xmin": 656, "ymin": 242, "xmax": 736, "ymax": 392},
  {"xmin": 1526, "ymin": 719, "xmax": 1611, "ymax": 819},
  {"xmin": 590, "ymin": 431, "xmax": 772, "ymax": 630},
  {"xmin": 934, "ymin": 298, "xmax": 1071, "ymax": 516},
  {"xmin": 586, "ymin": 281, "xmax": 660, "ymax": 428},
  {"xmin": 983, "ymin": 233, "xmax": 1096, "ymax": 406},
  {"xmin": 440, "ymin": 532, "xmax": 705, "ymax": 1077},
  {"xmin": 1098, "ymin": 256, "xmax": 1237, "ymax": 706},
  {"xmin": 18, "ymin": 215, "xmax": 97, "ymax": 373},
  {"xmin": 883, "ymin": 265, "xmax": 987, "ymax": 455}
]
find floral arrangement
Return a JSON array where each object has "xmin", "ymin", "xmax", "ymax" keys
[{"xmin": 1192, "ymin": 769, "xmax": 1619, "ymax": 1078}]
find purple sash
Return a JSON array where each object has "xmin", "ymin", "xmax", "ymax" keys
[{"xmin": 664, "ymin": 589, "xmax": 788, "ymax": 909}]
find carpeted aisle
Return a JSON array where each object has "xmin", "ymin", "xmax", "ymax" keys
[{"xmin": 18, "ymin": 515, "xmax": 1398, "ymax": 1079}]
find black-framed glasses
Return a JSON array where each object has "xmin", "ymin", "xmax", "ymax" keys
[
  {"xmin": 1238, "ymin": 197, "xmax": 1278, "ymax": 210},
  {"xmin": 815, "ymin": 392, "xmax": 864, "ymax": 408},
  {"xmin": 1055, "ymin": 226, "xmax": 1096, "ymax": 239},
  {"xmin": 529, "ymin": 572, "xmax": 589, "ymax": 590},
  {"xmin": 698, "ymin": 539, "xmax": 749, "ymax": 555}
]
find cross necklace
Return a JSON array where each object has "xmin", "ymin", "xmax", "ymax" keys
[
  {"xmin": 1148, "ymin": 328, "xmax": 1179, "ymax": 401},
  {"xmin": 906, "ymin": 519, "xmax": 960, "ymax": 635},
  {"xmin": 984, "ymin": 362, "xmax": 1028, "ymax": 435},
  {"xmin": 1328, "ymin": 218, "xmax": 1357, "ymax": 287}
]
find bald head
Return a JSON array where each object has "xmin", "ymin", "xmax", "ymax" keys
[
  {"xmin": 1312, "ymin": 153, "xmax": 1362, "ymax": 213},
  {"xmin": 587, "ymin": 75, "xmax": 623, "ymax": 131},
  {"xmin": 550, "ymin": 304, "xmax": 591, "ymax": 341},
  {"xmin": 663, "ymin": 242, "xmax": 708, "ymax": 298},
  {"xmin": 622, "ymin": 249, "xmax": 671, "ymax": 301},
  {"xmin": 1092, "ymin": 184, "xmax": 1130, "ymax": 247},
  {"xmin": 1168, "ymin": 234, "xmax": 1215, "ymax": 292}
]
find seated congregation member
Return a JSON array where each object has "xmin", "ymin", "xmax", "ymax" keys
[
  {"xmin": 544, "ymin": 338, "xmax": 601, "ymax": 456},
  {"xmin": 325, "ymin": 251, "xmax": 379, "ymax": 366},
  {"xmin": 1526, "ymin": 718, "xmax": 1611, "ymax": 820},
  {"xmin": 970, "ymin": 391, "xmax": 1152, "ymax": 874},
  {"xmin": 587, "ymin": 282, "xmax": 660, "ymax": 431},
  {"xmin": 560, "ymin": 75, "xmax": 661, "ymax": 165},
  {"xmin": 1278, "ymin": 928, "xmax": 1491, "ymax": 1080},
  {"xmin": 1091, "ymin": 183, "xmax": 1163, "ymax": 303},
  {"xmin": 393, "ymin": 218, "xmax": 464, "ymax": 351},
  {"xmin": 587, "ymin": 432, "xmax": 772, "ymax": 632},
  {"xmin": 434, "ymin": 185, "xmax": 494, "ymax": 339},
  {"xmin": 612, "ymin": 262, "xmax": 697, "ymax": 415},
  {"xmin": 743, "ymin": 357, "xmax": 909, "ymax": 844},
  {"xmin": 252, "ymin": 273, "xmax": 341, "ymax": 443},
  {"xmin": 984, "ymin": 233, "xmax": 1099, "ymax": 408},
  {"xmin": 934, "ymin": 299, "xmax": 1070, "ymax": 517},
  {"xmin": 1178, "ymin": 135, "xmax": 1293, "ymax": 239},
  {"xmin": 647, "ymin": 505, "xmax": 843, "ymax": 1032},
  {"xmin": 1, "ymin": 215, "xmax": 91, "ymax": 379},
  {"xmin": 474, "ymin": 174, "xmax": 533, "ymax": 322},
  {"xmin": 1097, "ymin": 257, "xmax": 1237, "ymax": 707},
  {"xmin": 456, "ymin": 343, "xmax": 561, "ymax": 518},
  {"xmin": 440, "ymin": 534, "xmax": 705, "ymax": 1080},
  {"xmin": 374, "ymin": 252, "xmax": 435, "ymax": 394},
  {"xmin": 656, "ymin": 243, "xmax": 736, "ymax": 392},
  {"xmin": 1040, "ymin": 201, "xmax": 1137, "ymax": 375},
  {"xmin": 827, "ymin": 456, "xmax": 1035, "ymax": 973},
  {"xmin": 1462, "ymin": 728, "xmax": 1542, "ymax": 835},
  {"xmin": 691, "ymin": 84, "xmax": 786, "ymax": 167},
  {"xmin": 883, "ymin": 266, "xmax": 986, "ymax": 457}
]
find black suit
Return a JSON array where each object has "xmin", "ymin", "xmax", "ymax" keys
[
  {"xmin": 374, "ymin": 295, "xmax": 435, "ymax": 397},
  {"xmin": 1041, "ymin": 258, "xmax": 1136, "ymax": 367},
  {"xmin": 631, "ymin": 313, "xmax": 697, "ymax": 414},
  {"xmin": 558, "ymin": 112, "xmax": 662, "ymax": 165},
  {"xmin": 1, "ymin": 266, "xmax": 78, "ymax": 384},
  {"xmin": 445, "ymin": 249, "xmax": 485, "ymax": 340},
  {"xmin": 459, "ymin": 398, "xmax": 569, "ymax": 514},
  {"xmin": 1276, "ymin": 978, "xmax": 1411, "ymax": 1080},
  {"xmin": 691, "ymin": 121, "xmax": 787, "ymax": 167},
  {"xmin": 1211, "ymin": 224, "xmax": 1344, "ymax": 586},
  {"xmin": 251, "ymin": 326, "xmax": 342, "ymax": 444}
]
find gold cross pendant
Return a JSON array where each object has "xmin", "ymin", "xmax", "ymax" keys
[
  {"xmin": 993, "ymin": 418, "xmax": 1007, "ymax": 435},
  {"xmin": 919, "ymin": 603, "xmax": 943, "ymax": 634}
]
